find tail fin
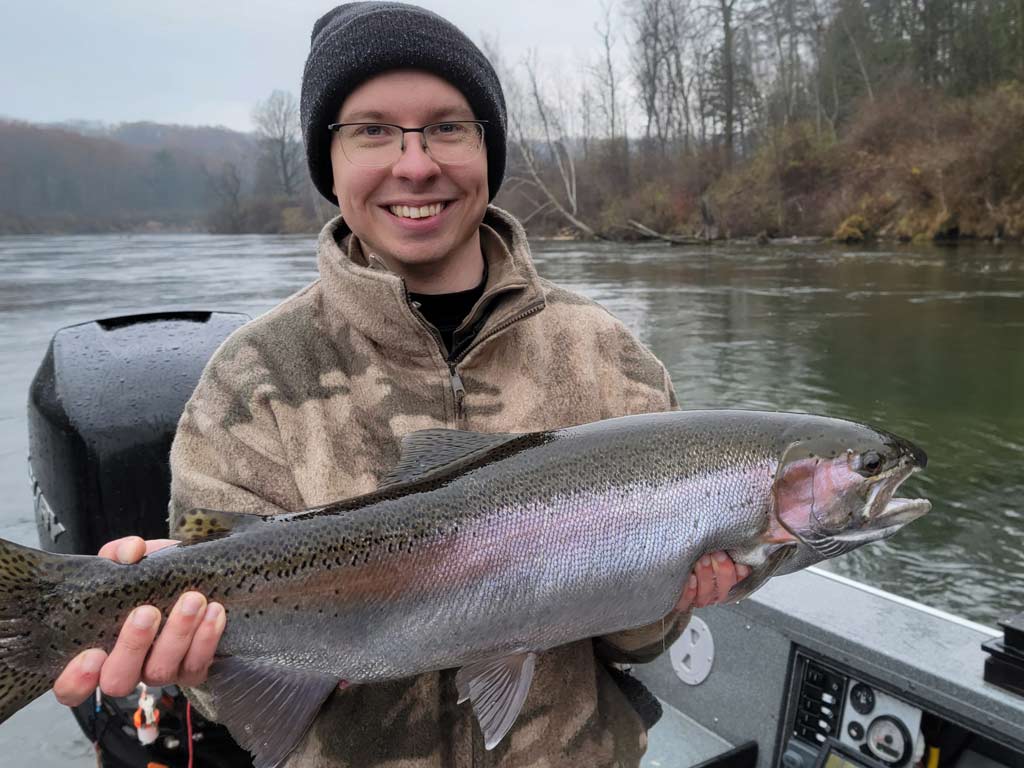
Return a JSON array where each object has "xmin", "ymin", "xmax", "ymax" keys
[{"xmin": 0, "ymin": 538, "xmax": 77, "ymax": 723}]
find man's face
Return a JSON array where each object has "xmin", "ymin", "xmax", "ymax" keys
[{"xmin": 330, "ymin": 70, "xmax": 489, "ymax": 274}]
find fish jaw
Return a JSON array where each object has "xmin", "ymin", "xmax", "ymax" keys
[{"xmin": 768, "ymin": 431, "xmax": 931, "ymax": 560}]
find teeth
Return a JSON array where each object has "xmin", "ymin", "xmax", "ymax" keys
[{"xmin": 389, "ymin": 203, "xmax": 445, "ymax": 219}]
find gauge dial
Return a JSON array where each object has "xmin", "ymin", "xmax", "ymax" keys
[
  {"xmin": 850, "ymin": 683, "xmax": 875, "ymax": 715},
  {"xmin": 866, "ymin": 716, "xmax": 911, "ymax": 766}
]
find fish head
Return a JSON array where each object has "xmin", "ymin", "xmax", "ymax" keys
[{"xmin": 767, "ymin": 422, "xmax": 931, "ymax": 560}]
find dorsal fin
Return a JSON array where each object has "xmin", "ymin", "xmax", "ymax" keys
[
  {"xmin": 378, "ymin": 429, "xmax": 523, "ymax": 488},
  {"xmin": 172, "ymin": 508, "xmax": 266, "ymax": 545}
]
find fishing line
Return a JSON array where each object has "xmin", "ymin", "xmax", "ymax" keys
[{"xmin": 186, "ymin": 700, "xmax": 194, "ymax": 768}]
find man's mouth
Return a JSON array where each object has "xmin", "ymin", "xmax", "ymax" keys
[{"xmin": 386, "ymin": 201, "xmax": 449, "ymax": 220}]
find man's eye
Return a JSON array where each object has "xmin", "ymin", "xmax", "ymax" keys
[
  {"xmin": 357, "ymin": 125, "xmax": 392, "ymax": 138},
  {"xmin": 436, "ymin": 123, "xmax": 466, "ymax": 134}
]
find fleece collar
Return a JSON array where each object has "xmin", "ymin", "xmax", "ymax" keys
[{"xmin": 316, "ymin": 205, "xmax": 547, "ymax": 361}]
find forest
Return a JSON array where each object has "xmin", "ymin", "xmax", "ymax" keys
[{"xmin": 1, "ymin": 0, "xmax": 1022, "ymax": 241}]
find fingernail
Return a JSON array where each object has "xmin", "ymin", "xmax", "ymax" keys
[
  {"xmin": 116, "ymin": 540, "xmax": 135, "ymax": 564},
  {"xmin": 130, "ymin": 606, "xmax": 159, "ymax": 630},
  {"xmin": 713, "ymin": 551, "xmax": 729, "ymax": 563},
  {"xmin": 739, "ymin": 564, "xmax": 752, "ymax": 578},
  {"xmin": 204, "ymin": 602, "xmax": 224, "ymax": 626},
  {"xmin": 80, "ymin": 650, "xmax": 104, "ymax": 676},
  {"xmin": 687, "ymin": 574, "xmax": 697, "ymax": 590},
  {"xmin": 178, "ymin": 593, "xmax": 204, "ymax": 617},
  {"xmin": 700, "ymin": 555, "xmax": 711, "ymax": 568}
]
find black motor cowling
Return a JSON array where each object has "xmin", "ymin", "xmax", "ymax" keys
[
  {"xmin": 27, "ymin": 311, "xmax": 252, "ymax": 768},
  {"xmin": 28, "ymin": 311, "xmax": 249, "ymax": 554}
]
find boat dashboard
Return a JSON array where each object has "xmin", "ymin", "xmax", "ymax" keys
[{"xmin": 636, "ymin": 568, "xmax": 1024, "ymax": 768}]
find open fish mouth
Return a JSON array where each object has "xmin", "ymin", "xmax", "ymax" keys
[
  {"xmin": 799, "ymin": 465, "xmax": 931, "ymax": 558},
  {"xmin": 872, "ymin": 495, "xmax": 932, "ymax": 529},
  {"xmin": 863, "ymin": 464, "xmax": 931, "ymax": 530}
]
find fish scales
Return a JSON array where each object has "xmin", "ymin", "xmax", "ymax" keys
[
  {"xmin": 0, "ymin": 410, "xmax": 931, "ymax": 768},
  {"xmin": 56, "ymin": 414, "xmax": 769, "ymax": 680}
]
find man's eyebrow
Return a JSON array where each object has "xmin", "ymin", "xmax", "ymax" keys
[
  {"xmin": 338, "ymin": 105, "xmax": 476, "ymax": 123},
  {"xmin": 424, "ymin": 105, "xmax": 476, "ymax": 121},
  {"xmin": 339, "ymin": 109, "xmax": 387, "ymax": 122}
]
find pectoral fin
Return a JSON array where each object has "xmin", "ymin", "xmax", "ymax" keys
[
  {"xmin": 456, "ymin": 651, "xmax": 538, "ymax": 750},
  {"xmin": 726, "ymin": 545, "xmax": 797, "ymax": 602},
  {"xmin": 203, "ymin": 656, "xmax": 338, "ymax": 768}
]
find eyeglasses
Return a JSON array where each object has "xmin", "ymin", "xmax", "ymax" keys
[{"xmin": 327, "ymin": 120, "xmax": 487, "ymax": 167}]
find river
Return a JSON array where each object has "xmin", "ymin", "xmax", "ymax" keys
[{"xmin": 0, "ymin": 233, "xmax": 1021, "ymax": 764}]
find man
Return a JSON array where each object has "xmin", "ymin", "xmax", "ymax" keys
[{"xmin": 54, "ymin": 3, "xmax": 747, "ymax": 765}]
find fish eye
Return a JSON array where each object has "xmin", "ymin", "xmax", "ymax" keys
[{"xmin": 855, "ymin": 450, "xmax": 883, "ymax": 477}]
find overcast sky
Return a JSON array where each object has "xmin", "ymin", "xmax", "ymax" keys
[{"xmin": 2, "ymin": 0, "xmax": 622, "ymax": 132}]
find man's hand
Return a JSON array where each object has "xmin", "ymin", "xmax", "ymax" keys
[
  {"xmin": 676, "ymin": 551, "xmax": 751, "ymax": 613},
  {"xmin": 52, "ymin": 536, "xmax": 227, "ymax": 707}
]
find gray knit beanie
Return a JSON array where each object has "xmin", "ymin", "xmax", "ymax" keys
[{"xmin": 301, "ymin": 2, "xmax": 507, "ymax": 207}]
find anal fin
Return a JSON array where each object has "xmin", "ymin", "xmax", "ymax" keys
[
  {"xmin": 203, "ymin": 656, "xmax": 338, "ymax": 768},
  {"xmin": 456, "ymin": 651, "xmax": 537, "ymax": 750}
]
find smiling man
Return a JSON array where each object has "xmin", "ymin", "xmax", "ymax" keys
[{"xmin": 52, "ymin": 3, "xmax": 747, "ymax": 766}]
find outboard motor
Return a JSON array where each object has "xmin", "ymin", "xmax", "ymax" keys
[{"xmin": 27, "ymin": 311, "xmax": 253, "ymax": 768}]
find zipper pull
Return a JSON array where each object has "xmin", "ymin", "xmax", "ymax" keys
[{"xmin": 449, "ymin": 365, "xmax": 466, "ymax": 419}]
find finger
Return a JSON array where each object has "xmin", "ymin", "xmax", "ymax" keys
[
  {"xmin": 100, "ymin": 606, "xmax": 162, "ymax": 697},
  {"xmin": 53, "ymin": 649, "xmax": 107, "ymax": 707},
  {"xmin": 143, "ymin": 592, "xmax": 207, "ymax": 686},
  {"xmin": 179, "ymin": 602, "xmax": 227, "ymax": 688},
  {"xmin": 710, "ymin": 551, "xmax": 737, "ymax": 604},
  {"xmin": 737, "ymin": 563, "xmax": 752, "ymax": 581},
  {"xmin": 694, "ymin": 554, "xmax": 715, "ymax": 607},
  {"xmin": 98, "ymin": 536, "xmax": 146, "ymax": 563},
  {"xmin": 675, "ymin": 573, "xmax": 698, "ymax": 613},
  {"xmin": 144, "ymin": 539, "xmax": 180, "ymax": 557}
]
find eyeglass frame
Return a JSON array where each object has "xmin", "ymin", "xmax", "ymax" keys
[{"xmin": 326, "ymin": 120, "xmax": 489, "ymax": 166}]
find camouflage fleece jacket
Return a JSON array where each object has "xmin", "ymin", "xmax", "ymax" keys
[{"xmin": 169, "ymin": 205, "xmax": 686, "ymax": 767}]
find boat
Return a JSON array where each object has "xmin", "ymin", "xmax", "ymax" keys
[{"xmin": 26, "ymin": 312, "xmax": 1024, "ymax": 768}]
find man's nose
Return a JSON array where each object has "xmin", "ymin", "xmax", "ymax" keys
[{"xmin": 392, "ymin": 132, "xmax": 440, "ymax": 182}]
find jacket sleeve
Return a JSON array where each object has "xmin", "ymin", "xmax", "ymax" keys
[
  {"xmin": 595, "ymin": 358, "xmax": 688, "ymax": 664},
  {"xmin": 168, "ymin": 343, "xmax": 305, "ymax": 531}
]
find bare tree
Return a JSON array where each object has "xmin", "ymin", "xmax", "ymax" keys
[
  {"xmin": 252, "ymin": 90, "xmax": 303, "ymax": 198},
  {"xmin": 593, "ymin": 2, "xmax": 623, "ymax": 140},
  {"xmin": 480, "ymin": 38, "xmax": 598, "ymax": 236},
  {"xmin": 718, "ymin": 0, "xmax": 740, "ymax": 165},
  {"xmin": 207, "ymin": 161, "xmax": 244, "ymax": 233},
  {"xmin": 517, "ymin": 55, "xmax": 597, "ymax": 236}
]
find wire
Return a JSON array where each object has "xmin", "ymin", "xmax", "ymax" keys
[{"xmin": 186, "ymin": 700, "xmax": 194, "ymax": 768}]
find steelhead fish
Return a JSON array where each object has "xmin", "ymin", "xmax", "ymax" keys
[{"xmin": 0, "ymin": 410, "xmax": 930, "ymax": 767}]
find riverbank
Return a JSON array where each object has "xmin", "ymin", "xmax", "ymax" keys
[
  {"xmin": 2, "ymin": 84, "xmax": 1021, "ymax": 243},
  {"xmin": 699, "ymin": 84, "xmax": 1024, "ymax": 244}
]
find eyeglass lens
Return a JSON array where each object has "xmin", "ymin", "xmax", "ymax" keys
[{"xmin": 338, "ymin": 123, "xmax": 484, "ymax": 166}]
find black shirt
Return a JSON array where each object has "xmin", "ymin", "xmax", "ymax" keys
[{"xmin": 409, "ymin": 273, "xmax": 487, "ymax": 358}]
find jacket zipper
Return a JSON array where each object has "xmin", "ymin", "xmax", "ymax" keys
[
  {"xmin": 407, "ymin": 296, "xmax": 546, "ymax": 425},
  {"xmin": 449, "ymin": 364, "xmax": 466, "ymax": 421},
  {"xmin": 450, "ymin": 300, "xmax": 546, "ymax": 367}
]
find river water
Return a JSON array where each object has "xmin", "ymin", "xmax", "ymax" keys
[{"xmin": 0, "ymin": 233, "xmax": 1022, "ymax": 764}]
